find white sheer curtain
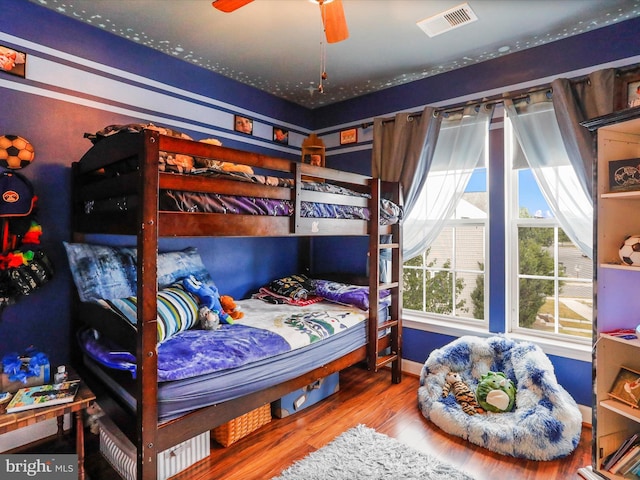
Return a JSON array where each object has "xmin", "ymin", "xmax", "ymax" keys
[
  {"xmin": 404, "ymin": 104, "xmax": 493, "ymax": 260},
  {"xmin": 504, "ymin": 95, "xmax": 593, "ymax": 258}
]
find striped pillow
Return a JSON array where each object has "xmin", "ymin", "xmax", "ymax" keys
[{"xmin": 99, "ymin": 284, "xmax": 199, "ymax": 344}]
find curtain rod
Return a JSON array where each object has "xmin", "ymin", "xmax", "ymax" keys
[
  {"xmin": 377, "ymin": 86, "xmax": 547, "ymax": 125},
  {"xmin": 382, "ymin": 85, "xmax": 553, "ymax": 124},
  {"xmin": 378, "ymin": 64, "xmax": 636, "ymax": 125}
]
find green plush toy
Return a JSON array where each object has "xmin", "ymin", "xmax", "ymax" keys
[{"xmin": 475, "ymin": 371, "xmax": 516, "ymax": 413}]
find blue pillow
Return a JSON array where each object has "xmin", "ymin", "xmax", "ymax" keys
[{"xmin": 63, "ymin": 242, "xmax": 214, "ymax": 302}]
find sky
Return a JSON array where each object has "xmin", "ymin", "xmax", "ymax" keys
[
  {"xmin": 465, "ymin": 168, "xmax": 551, "ymax": 218},
  {"xmin": 518, "ymin": 170, "xmax": 551, "ymax": 217}
]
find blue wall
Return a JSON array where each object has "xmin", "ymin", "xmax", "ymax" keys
[
  {"xmin": 2, "ymin": 0, "xmax": 640, "ymax": 407},
  {"xmin": 0, "ymin": 0, "xmax": 310, "ymax": 368}
]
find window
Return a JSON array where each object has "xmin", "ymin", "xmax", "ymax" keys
[
  {"xmin": 403, "ymin": 100, "xmax": 592, "ymax": 345},
  {"xmin": 506, "ymin": 120, "xmax": 592, "ymax": 342},
  {"xmin": 403, "ymin": 108, "xmax": 489, "ymax": 325},
  {"xmin": 403, "ymin": 195, "xmax": 486, "ymax": 322}
]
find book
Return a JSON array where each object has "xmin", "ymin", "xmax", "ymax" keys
[
  {"xmin": 621, "ymin": 453, "xmax": 640, "ymax": 477},
  {"xmin": 604, "ymin": 432, "xmax": 640, "ymax": 471},
  {"xmin": 610, "ymin": 445, "xmax": 640, "ymax": 474},
  {"xmin": 631, "ymin": 459, "xmax": 640, "ymax": 476},
  {"xmin": 5, "ymin": 380, "xmax": 80, "ymax": 413},
  {"xmin": 577, "ymin": 466, "xmax": 601, "ymax": 480}
]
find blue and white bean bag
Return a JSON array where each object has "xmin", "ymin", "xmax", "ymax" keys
[{"xmin": 418, "ymin": 335, "xmax": 582, "ymax": 460}]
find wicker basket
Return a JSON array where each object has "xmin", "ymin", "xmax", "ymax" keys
[{"xmin": 212, "ymin": 404, "xmax": 271, "ymax": 447}]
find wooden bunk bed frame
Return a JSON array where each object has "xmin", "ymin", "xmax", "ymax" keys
[{"xmin": 71, "ymin": 129, "xmax": 402, "ymax": 480}]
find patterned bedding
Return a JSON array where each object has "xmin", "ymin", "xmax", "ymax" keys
[
  {"xmin": 158, "ymin": 190, "xmax": 401, "ymax": 224},
  {"xmin": 85, "ymin": 172, "xmax": 402, "ymax": 225},
  {"xmin": 79, "ymin": 299, "xmax": 367, "ymax": 382}
]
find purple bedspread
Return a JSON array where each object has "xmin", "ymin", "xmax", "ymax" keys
[
  {"xmin": 156, "ymin": 325, "xmax": 290, "ymax": 381},
  {"xmin": 79, "ymin": 324, "xmax": 290, "ymax": 382},
  {"xmin": 78, "ymin": 299, "xmax": 368, "ymax": 383}
]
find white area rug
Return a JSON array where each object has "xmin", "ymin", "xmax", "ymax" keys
[{"xmin": 271, "ymin": 424, "xmax": 476, "ymax": 480}]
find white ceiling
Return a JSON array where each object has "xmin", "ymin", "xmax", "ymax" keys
[{"xmin": 33, "ymin": 0, "xmax": 640, "ymax": 109}]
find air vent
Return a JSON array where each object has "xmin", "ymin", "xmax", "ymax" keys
[{"xmin": 416, "ymin": 3, "xmax": 478, "ymax": 38}]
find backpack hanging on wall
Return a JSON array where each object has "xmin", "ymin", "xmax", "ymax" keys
[{"xmin": 0, "ymin": 170, "xmax": 53, "ymax": 309}]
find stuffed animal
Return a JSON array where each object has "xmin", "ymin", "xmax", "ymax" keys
[
  {"xmin": 183, "ymin": 275, "xmax": 233, "ymax": 325},
  {"xmin": 199, "ymin": 138, "xmax": 254, "ymax": 174},
  {"xmin": 84, "ymin": 401, "xmax": 105, "ymax": 435},
  {"xmin": 220, "ymin": 295, "xmax": 243, "ymax": 320},
  {"xmin": 442, "ymin": 371, "xmax": 483, "ymax": 415},
  {"xmin": 198, "ymin": 306, "xmax": 221, "ymax": 330},
  {"xmin": 475, "ymin": 371, "xmax": 516, "ymax": 413}
]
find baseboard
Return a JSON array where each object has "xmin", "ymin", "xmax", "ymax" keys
[
  {"xmin": 578, "ymin": 404, "xmax": 592, "ymax": 426},
  {"xmin": 402, "ymin": 359, "xmax": 593, "ymax": 426},
  {"xmin": 0, "ymin": 415, "xmax": 71, "ymax": 453}
]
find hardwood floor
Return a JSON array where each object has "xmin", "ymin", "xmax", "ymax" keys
[{"xmin": 83, "ymin": 364, "xmax": 592, "ymax": 480}]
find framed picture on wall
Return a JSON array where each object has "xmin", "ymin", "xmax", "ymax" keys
[
  {"xmin": 615, "ymin": 70, "xmax": 640, "ymax": 110},
  {"xmin": 273, "ymin": 127, "xmax": 289, "ymax": 145},
  {"xmin": 234, "ymin": 115, "xmax": 253, "ymax": 135},
  {"xmin": 609, "ymin": 366, "xmax": 640, "ymax": 409},
  {"xmin": 339, "ymin": 128, "xmax": 358, "ymax": 145},
  {"xmin": 628, "ymin": 80, "xmax": 640, "ymax": 109},
  {"xmin": 0, "ymin": 45, "xmax": 26, "ymax": 78}
]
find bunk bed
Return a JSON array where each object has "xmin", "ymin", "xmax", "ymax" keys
[{"xmin": 69, "ymin": 127, "xmax": 403, "ymax": 480}]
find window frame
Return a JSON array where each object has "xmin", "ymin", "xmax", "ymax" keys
[
  {"xmin": 504, "ymin": 118, "xmax": 592, "ymax": 346},
  {"xmin": 403, "ymin": 218, "xmax": 489, "ymax": 327}
]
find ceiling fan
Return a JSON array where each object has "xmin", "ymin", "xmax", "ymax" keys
[{"xmin": 212, "ymin": 0, "xmax": 349, "ymax": 43}]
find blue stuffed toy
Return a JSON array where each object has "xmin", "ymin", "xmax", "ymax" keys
[{"xmin": 183, "ymin": 275, "xmax": 233, "ymax": 325}]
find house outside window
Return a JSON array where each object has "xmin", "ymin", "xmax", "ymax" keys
[{"xmin": 403, "ymin": 168, "xmax": 488, "ymax": 326}]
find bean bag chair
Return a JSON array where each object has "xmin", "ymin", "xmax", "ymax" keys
[{"xmin": 417, "ymin": 335, "xmax": 582, "ymax": 460}]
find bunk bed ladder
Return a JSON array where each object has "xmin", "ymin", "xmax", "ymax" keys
[{"xmin": 368, "ymin": 179, "xmax": 403, "ymax": 384}]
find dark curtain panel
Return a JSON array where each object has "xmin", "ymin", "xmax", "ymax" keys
[
  {"xmin": 372, "ymin": 105, "xmax": 442, "ymax": 214},
  {"xmin": 551, "ymin": 68, "xmax": 616, "ymax": 200}
]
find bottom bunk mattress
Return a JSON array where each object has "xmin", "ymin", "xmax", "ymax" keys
[{"xmin": 79, "ymin": 299, "xmax": 377, "ymax": 421}]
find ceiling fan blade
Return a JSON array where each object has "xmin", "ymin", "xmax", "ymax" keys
[
  {"xmin": 321, "ymin": 0, "xmax": 349, "ymax": 43},
  {"xmin": 212, "ymin": 0, "xmax": 254, "ymax": 13}
]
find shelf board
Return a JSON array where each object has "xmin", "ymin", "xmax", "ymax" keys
[
  {"xmin": 599, "ymin": 334, "xmax": 640, "ymax": 348},
  {"xmin": 600, "ymin": 263, "xmax": 640, "ymax": 271},
  {"xmin": 601, "ymin": 398, "xmax": 640, "ymax": 422},
  {"xmin": 602, "ymin": 191, "xmax": 640, "ymax": 199}
]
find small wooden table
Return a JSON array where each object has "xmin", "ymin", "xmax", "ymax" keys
[{"xmin": 0, "ymin": 380, "xmax": 96, "ymax": 480}]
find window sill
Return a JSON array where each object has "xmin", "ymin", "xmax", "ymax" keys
[{"xmin": 403, "ymin": 312, "xmax": 591, "ymax": 363}]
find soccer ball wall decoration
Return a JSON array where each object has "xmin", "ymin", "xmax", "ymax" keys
[
  {"xmin": 619, "ymin": 234, "xmax": 640, "ymax": 266},
  {"xmin": 0, "ymin": 135, "xmax": 35, "ymax": 169}
]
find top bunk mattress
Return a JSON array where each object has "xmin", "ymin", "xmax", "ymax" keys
[{"xmin": 84, "ymin": 169, "xmax": 402, "ymax": 225}]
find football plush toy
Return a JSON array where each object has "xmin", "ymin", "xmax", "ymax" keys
[
  {"xmin": 619, "ymin": 234, "xmax": 640, "ymax": 267},
  {"xmin": 0, "ymin": 135, "xmax": 35, "ymax": 169}
]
